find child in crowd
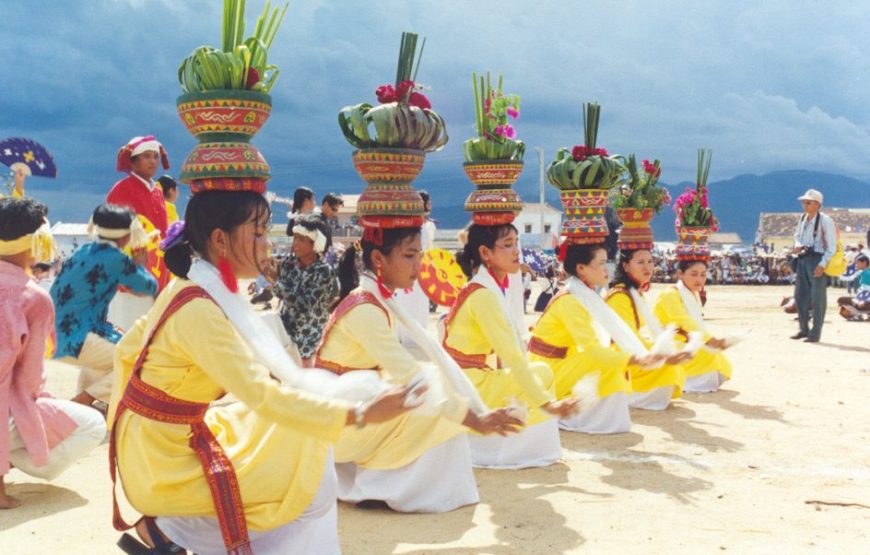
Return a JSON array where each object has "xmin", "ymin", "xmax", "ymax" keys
[
  {"xmin": 51, "ymin": 204, "xmax": 157, "ymax": 411},
  {"xmin": 0, "ymin": 197, "xmax": 105, "ymax": 509}
]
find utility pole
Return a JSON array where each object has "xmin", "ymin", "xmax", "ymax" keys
[{"xmin": 535, "ymin": 147, "xmax": 545, "ymax": 250}]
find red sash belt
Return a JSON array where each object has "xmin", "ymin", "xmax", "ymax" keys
[
  {"xmin": 315, "ymin": 357, "xmax": 380, "ymax": 374},
  {"xmin": 109, "ymin": 286, "xmax": 252, "ymax": 555},
  {"xmin": 528, "ymin": 336, "xmax": 568, "ymax": 359},
  {"xmin": 442, "ymin": 343, "xmax": 490, "ymax": 370}
]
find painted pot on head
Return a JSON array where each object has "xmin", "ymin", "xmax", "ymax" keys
[
  {"xmin": 463, "ymin": 160, "xmax": 524, "ymax": 225},
  {"xmin": 559, "ymin": 188, "xmax": 609, "ymax": 244}
]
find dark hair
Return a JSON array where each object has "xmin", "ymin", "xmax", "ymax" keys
[
  {"xmin": 32, "ymin": 262, "xmax": 51, "ymax": 273},
  {"xmin": 164, "ymin": 191, "xmax": 271, "ymax": 278},
  {"xmin": 562, "ymin": 243, "xmax": 607, "ymax": 278},
  {"xmin": 856, "ymin": 254, "xmax": 869, "ymax": 266},
  {"xmin": 337, "ymin": 227, "xmax": 421, "ymax": 301},
  {"xmin": 157, "ymin": 175, "xmax": 178, "ymax": 195},
  {"xmin": 678, "ymin": 259, "xmax": 708, "ymax": 273},
  {"xmin": 418, "ymin": 190, "xmax": 431, "ymax": 206},
  {"xmin": 292, "ymin": 212, "xmax": 329, "ymax": 235},
  {"xmin": 321, "ymin": 192, "xmax": 343, "ymax": 209},
  {"xmin": 455, "ymin": 223, "xmax": 517, "ymax": 278},
  {"xmin": 92, "ymin": 203, "xmax": 134, "ymax": 230},
  {"xmin": 291, "ymin": 187, "xmax": 314, "ymax": 214},
  {"xmin": 612, "ymin": 248, "xmax": 652, "ymax": 290},
  {"xmin": 0, "ymin": 197, "xmax": 47, "ymax": 241}
]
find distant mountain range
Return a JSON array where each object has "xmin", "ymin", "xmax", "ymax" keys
[
  {"xmin": 20, "ymin": 169, "xmax": 870, "ymax": 245},
  {"xmin": 434, "ymin": 169, "xmax": 870, "ymax": 243}
]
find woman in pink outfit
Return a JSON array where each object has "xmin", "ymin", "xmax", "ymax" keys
[{"xmin": 0, "ymin": 197, "xmax": 106, "ymax": 509}]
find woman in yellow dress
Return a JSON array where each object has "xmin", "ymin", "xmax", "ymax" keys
[
  {"xmin": 316, "ymin": 222, "xmax": 521, "ymax": 512},
  {"xmin": 530, "ymin": 242, "xmax": 666, "ymax": 433},
  {"xmin": 443, "ymin": 223, "xmax": 579, "ymax": 468},
  {"xmin": 653, "ymin": 258, "xmax": 733, "ymax": 393},
  {"xmin": 606, "ymin": 249, "xmax": 691, "ymax": 410},
  {"xmin": 110, "ymin": 190, "xmax": 418, "ymax": 555}
]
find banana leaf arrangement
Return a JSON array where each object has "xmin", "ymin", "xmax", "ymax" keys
[
  {"xmin": 612, "ymin": 154, "xmax": 670, "ymax": 212},
  {"xmin": 673, "ymin": 148, "xmax": 718, "ymax": 229},
  {"xmin": 338, "ymin": 32, "xmax": 448, "ymax": 152},
  {"xmin": 178, "ymin": 0, "xmax": 289, "ymax": 93},
  {"xmin": 463, "ymin": 73, "xmax": 524, "ymax": 162},
  {"xmin": 547, "ymin": 102, "xmax": 625, "ymax": 190}
]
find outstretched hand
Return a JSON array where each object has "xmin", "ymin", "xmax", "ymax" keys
[
  {"xmin": 463, "ymin": 408, "xmax": 524, "ymax": 436},
  {"xmin": 666, "ymin": 351, "xmax": 693, "ymax": 365},
  {"xmin": 353, "ymin": 384, "xmax": 429, "ymax": 426},
  {"xmin": 542, "ymin": 397, "xmax": 581, "ymax": 419}
]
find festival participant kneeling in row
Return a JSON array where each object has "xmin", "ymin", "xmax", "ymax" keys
[
  {"xmin": 0, "ymin": 197, "xmax": 105, "ymax": 510},
  {"xmin": 530, "ymin": 242, "xmax": 665, "ymax": 434},
  {"xmin": 51, "ymin": 204, "xmax": 157, "ymax": 412},
  {"xmin": 654, "ymin": 259, "xmax": 734, "ymax": 393},
  {"xmin": 109, "ymin": 189, "xmax": 421, "ymax": 555},
  {"xmin": 316, "ymin": 182, "xmax": 522, "ymax": 513},
  {"xmin": 445, "ymin": 222, "xmax": 580, "ymax": 467},
  {"xmin": 606, "ymin": 223, "xmax": 690, "ymax": 410}
]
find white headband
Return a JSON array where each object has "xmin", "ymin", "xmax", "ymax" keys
[
  {"xmin": 88, "ymin": 217, "xmax": 153, "ymax": 249},
  {"xmin": 292, "ymin": 225, "xmax": 327, "ymax": 253},
  {"xmin": 130, "ymin": 139, "xmax": 161, "ymax": 157}
]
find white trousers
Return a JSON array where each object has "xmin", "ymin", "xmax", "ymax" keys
[
  {"xmin": 8, "ymin": 399, "xmax": 106, "ymax": 480},
  {"xmin": 158, "ymin": 451, "xmax": 341, "ymax": 555},
  {"xmin": 336, "ymin": 435, "xmax": 478, "ymax": 513},
  {"xmin": 108, "ymin": 291, "xmax": 154, "ymax": 333},
  {"xmin": 628, "ymin": 386, "xmax": 676, "ymax": 411},
  {"xmin": 559, "ymin": 393, "xmax": 632, "ymax": 434},
  {"xmin": 469, "ymin": 419, "xmax": 562, "ymax": 469},
  {"xmin": 684, "ymin": 372, "xmax": 727, "ymax": 393},
  {"xmin": 58, "ymin": 332, "xmax": 116, "ymax": 403}
]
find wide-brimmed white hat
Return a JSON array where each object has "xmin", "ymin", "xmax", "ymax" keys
[{"xmin": 797, "ymin": 188, "xmax": 823, "ymax": 204}]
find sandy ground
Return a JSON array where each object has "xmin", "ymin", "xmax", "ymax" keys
[{"xmin": 2, "ymin": 284, "xmax": 869, "ymax": 554}]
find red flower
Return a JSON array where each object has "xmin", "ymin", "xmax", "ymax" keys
[
  {"xmin": 376, "ymin": 84, "xmax": 398, "ymax": 103},
  {"xmin": 245, "ymin": 67, "xmax": 260, "ymax": 89},
  {"xmin": 642, "ymin": 159, "xmax": 661, "ymax": 177},
  {"xmin": 396, "ymin": 80, "xmax": 415, "ymax": 101},
  {"xmin": 572, "ymin": 145, "xmax": 589, "ymax": 161},
  {"xmin": 408, "ymin": 91, "xmax": 431, "ymax": 110}
]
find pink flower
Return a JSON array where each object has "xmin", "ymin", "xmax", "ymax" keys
[
  {"xmin": 396, "ymin": 80, "xmax": 415, "ymax": 101},
  {"xmin": 484, "ymin": 97, "xmax": 492, "ymax": 114},
  {"xmin": 503, "ymin": 124, "xmax": 516, "ymax": 139},
  {"xmin": 408, "ymin": 91, "xmax": 431, "ymax": 110},
  {"xmin": 494, "ymin": 125, "xmax": 506, "ymax": 137},
  {"xmin": 642, "ymin": 159, "xmax": 661, "ymax": 177},
  {"xmin": 507, "ymin": 107, "xmax": 519, "ymax": 119},
  {"xmin": 700, "ymin": 192, "xmax": 709, "ymax": 208},
  {"xmin": 572, "ymin": 145, "xmax": 589, "ymax": 161}
]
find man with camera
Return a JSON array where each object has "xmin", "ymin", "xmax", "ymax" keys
[{"xmin": 791, "ymin": 189, "xmax": 837, "ymax": 343}]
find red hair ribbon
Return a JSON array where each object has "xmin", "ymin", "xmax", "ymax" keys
[
  {"xmin": 362, "ymin": 227, "xmax": 384, "ymax": 246},
  {"xmin": 557, "ymin": 241, "xmax": 569, "ymax": 262}
]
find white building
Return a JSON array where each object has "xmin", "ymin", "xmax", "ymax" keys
[
  {"xmin": 513, "ymin": 202, "xmax": 561, "ymax": 250},
  {"xmin": 50, "ymin": 222, "xmax": 90, "ymax": 259}
]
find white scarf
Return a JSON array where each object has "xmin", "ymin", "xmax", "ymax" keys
[
  {"xmin": 469, "ymin": 269, "xmax": 527, "ymax": 352},
  {"xmin": 291, "ymin": 225, "xmax": 327, "ymax": 254},
  {"xmin": 187, "ymin": 259, "xmax": 388, "ymax": 403},
  {"xmin": 360, "ymin": 274, "xmax": 488, "ymax": 415},
  {"xmin": 566, "ymin": 276, "xmax": 649, "ymax": 357},
  {"xmin": 676, "ymin": 279, "xmax": 708, "ymax": 333},
  {"xmin": 628, "ymin": 287, "xmax": 664, "ymax": 338}
]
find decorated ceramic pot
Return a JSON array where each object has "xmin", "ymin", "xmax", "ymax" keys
[
  {"xmin": 675, "ymin": 226, "xmax": 713, "ymax": 261},
  {"xmin": 180, "ymin": 142, "xmax": 270, "ymax": 194},
  {"xmin": 616, "ymin": 207, "xmax": 655, "ymax": 250},
  {"xmin": 463, "ymin": 160, "xmax": 524, "ymax": 224},
  {"xmin": 559, "ymin": 188, "xmax": 609, "ymax": 244},
  {"xmin": 177, "ymin": 90, "xmax": 272, "ymax": 142},
  {"xmin": 354, "ymin": 148, "xmax": 426, "ymax": 229}
]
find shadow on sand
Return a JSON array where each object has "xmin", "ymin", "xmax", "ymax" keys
[{"xmin": 0, "ymin": 482, "xmax": 87, "ymax": 532}]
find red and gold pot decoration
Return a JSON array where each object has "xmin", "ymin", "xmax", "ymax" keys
[
  {"xmin": 616, "ymin": 207, "xmax": 655, "ymax": 250},
  {"xmin": 463, "ymin": 160, "xmax": 524, "ymax": 225}
]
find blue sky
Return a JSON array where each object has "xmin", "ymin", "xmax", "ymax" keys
[{"xmin": 3, "ymin": 0, "xmax": 870, "ymax": 221}]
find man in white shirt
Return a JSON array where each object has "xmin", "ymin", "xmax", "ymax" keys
[{"xmin": 791, "ymin": 189, "xmax": 837, "ymax": 343}]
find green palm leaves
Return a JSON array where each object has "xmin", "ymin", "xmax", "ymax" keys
[
  {"xmin": 179, "ymin": 0, "xmax": 288, "ymax": 93},
  {"xmin": 338, "ymin": 102, "xmax": 448, "ymax": 152},
  {"xmin": 547, "ymin": 102, "xmax": 625, "ymax": 190}
]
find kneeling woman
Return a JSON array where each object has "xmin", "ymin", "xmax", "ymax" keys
[
  {"xmin": 443, "ymin": 223, "xmax": 579, "ymax": 468},
  {"xmin": 653, "ymin": 258, "xmax": 733, "ymax": 393},
  {"xmin": 110, "ymin": 190, "xmax": 417, "ymax": 555},
  {"xmin": 529, "ymin": 243, "xmax": 662, "ymax": 434},
  {"xmin": 606, "ymin": 248, "xmax": 690, "ymax": 409},
  {"xmin": 317, "ymin": 226, "xmax": 521, "ymax": 512}
]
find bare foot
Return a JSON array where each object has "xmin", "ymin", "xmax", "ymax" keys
[{"xmin": 0, "ymin": 493, "xmax": 22, "ymax": 509}]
